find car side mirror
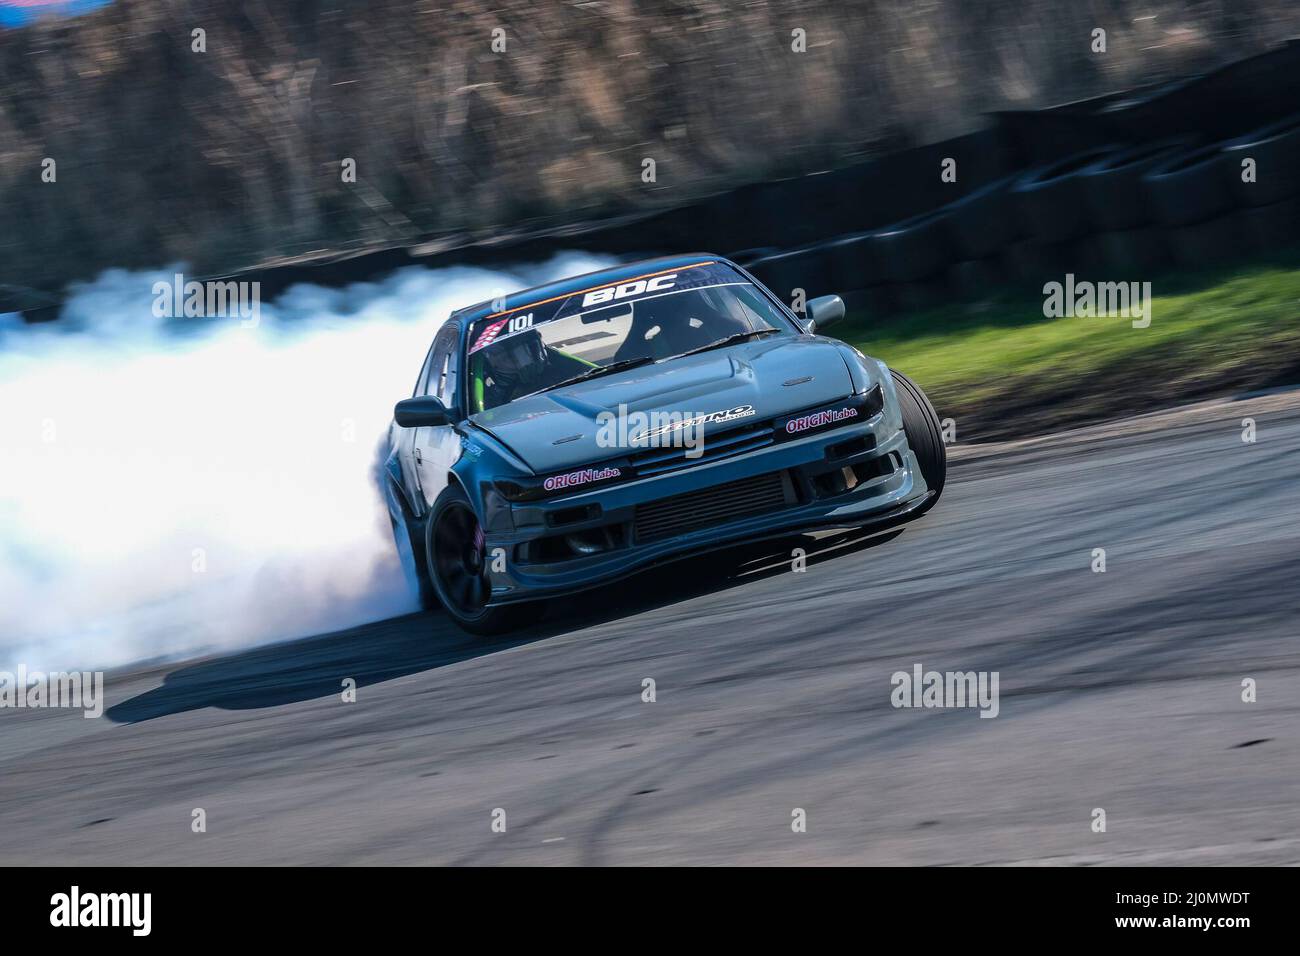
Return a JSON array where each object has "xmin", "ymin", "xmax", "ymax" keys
[
  {"xmin": 395, "ymin": 395, "xmax": 451, "ymax": 427},
  {"xmin": 806, "ymin": 295, "xmax": 845, "ymax": 333}
]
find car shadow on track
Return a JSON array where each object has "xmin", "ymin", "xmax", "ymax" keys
[{"xmin": 107, "ymin": 525, "xmax": 904, "ymax": 724}]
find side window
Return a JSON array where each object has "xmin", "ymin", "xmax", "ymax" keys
[
  {"xmin": 424, "ymin": 325, "xmax": 460, "ymax": 410},
  {"xmin": 413, "ymin": 341, "xmax": 437, "ymax": 397},
  {"xmin": 432, "ymin": 350, "xmax": 451, "ymax": 404}
]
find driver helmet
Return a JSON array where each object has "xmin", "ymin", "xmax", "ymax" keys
[{"xmin": 484, "ymin": 326, "xmax": 547, "ymax": 395}]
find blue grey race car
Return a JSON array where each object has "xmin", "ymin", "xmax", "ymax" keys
[{"xmin": 384, "ymin": 254, "xmax": 945, "ymax": 633}]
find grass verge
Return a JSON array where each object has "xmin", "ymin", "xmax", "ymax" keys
[{"xmin": 838, "ymin": 248, "xmax": 1300, "ymax": 441}]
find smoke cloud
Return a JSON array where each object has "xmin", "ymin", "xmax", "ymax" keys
[{"xmin": 0, "ymin": 253, "xmax": 615, "ymax": 671}]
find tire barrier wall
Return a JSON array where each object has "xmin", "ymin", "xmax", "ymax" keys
[
  {"xmin": 9, "ymin": 40, "xmax": 1300, "ymax": 321},
  {"xmin": 743, "ymin": 118, "xmax": 1299, "ymax": 317},
  {"xmin": 738, "ymin": 40, "xmax": 1300, "ymax": 316}
]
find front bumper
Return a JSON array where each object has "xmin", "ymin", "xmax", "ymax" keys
[{"xmin": 482, "ymin": 399, "xmax": 930, "ymax": 604}]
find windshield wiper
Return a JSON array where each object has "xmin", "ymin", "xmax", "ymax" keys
[
  {"xmin": 526, "ymin": 356, "xmax": 657, "ymax": 397},
  {"xmin": 676, "ymin": 327, "xmax": 781, "ymax": 359}
]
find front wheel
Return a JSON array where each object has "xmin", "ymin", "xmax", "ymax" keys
[
  {"xmin": 890, "ymin": 368, "xmax": 946, "ymax": 515},
  {"xmin": 424, "ymin": 483, "xmax": 528, "ymax": 636}
]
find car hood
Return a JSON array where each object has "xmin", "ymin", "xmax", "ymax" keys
[{"xmin": 469, "ymin": 335, "xmax": 856, "ymax": 473}]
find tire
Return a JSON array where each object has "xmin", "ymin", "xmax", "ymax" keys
[
  {"xmin": 1236, "ymin": 197, "xmax": 1300, "ymax": 255},
  {"xmin": 1092, "ymin": 75, "xmax": 1203, "ymax": 143},
  {"xmin": 391, "ymin": 512, "xmax": 438, "ymax": 612},
  {"xmin": 749, "ymin": 175, "xmax": 836, "ymax": 247},
  {"xmin": 1060, "ymin": 235, "xmax": 1108, "ymax": 278},
  {"xmin": 746, "ymin": 246, "xmax": 833, "ymax": 305},
  {"xmin": 1166, "ymin": 213, "xmax": 1244, "ymax": 269},
  {"xmin": 941, "ymin": 173, "xmax": 1022, "ymax": 260},
  {"xmin": 892, "ymin": 276, "xmax": 952, "ymax": 314},
  {"xmin": 813, "ymin": 166, "xmax": 874, "ymax": 237},
  {"xmin": 889, "ymin": 369, "xmax": 946, "ymax": 514},
  {"xmin": 1142, "ymin": 142, "xmax": 1235, "ymax": 228},
  {"xmin": 1000, "ymin": 237, "xmax": 1072, "ymax": 287},
  {"xmin": 1095, "ymin": 227, "xmax": 1169, "ymax": 275},
  {"xmin": 688, "ymin": 192, "xmax": 752, "ymax": 252},
  {"xmin": 424, "ymin": 483, "xmax": 529, "ymax": 636},
  {"xmin": 1079, "ymin": 139, "xmax": 1190, "ymax": 231},
  {"xmin": 870, "ymin": 208, "xmax": 953, "ymax": 283},
  {"xmin": 1011, "ymin": 145, "xmax": 1121, "ymax": 242},
  {"xmin": 1221, "ymin": 113, "xmax": 1300, "ymax": 207},
  {"xmin": 825, "ymin": 231, "xmax": 887, "ymax": 292},
  {"xmin": 387, "ymin": 482, "xmax": 437, "ymax": 612},
  {"xmin": 763, "ymin": 167, "xmax": 866, "ymax": 243},
  {"xmin": 946, "ymin": 257, "xmax": 1004, "ymax": 299}
]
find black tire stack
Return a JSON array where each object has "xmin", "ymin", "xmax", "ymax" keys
[
  {"xmin": 941, "ymin": 174, "xmax": 1020, "ymax": 299},
  {"xmin": 1141, "ymin": 142, "xmax": 1242, "ymax": 268},
  {"xmin": 1078, "ymin": 139, "xmax": 1189, "ymax": 274},
  {"xmin": 738, "ymin": 114, "xmax": 1300, "ymax": 321},
  {"xmin": 1001, "ymin": 146, "xmax": 1122, "ymax": 286},
  {"xmin": 745, "ymin": 244, "xmax": 836, "ymax": 314},
  {"xmin": 1221, "ymin": 113, "xmax": 1300, "ymax": 257}
]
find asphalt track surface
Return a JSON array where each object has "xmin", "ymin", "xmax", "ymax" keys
[{"xmin": 3, "ymin": 392, "xmax": 1299, "ymax": 865}]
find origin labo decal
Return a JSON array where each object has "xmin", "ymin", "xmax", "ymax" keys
[
  {"xmin": 785, "ymin": 405, "xmax": 859, "ymax": 434},
  {"xmin": 775, "ymin": 395, "xmax": 872, "ymax": 440},
  {"xmin": 543, "ymin": 465, "xmax": 622, "ymax": 492},
  {"xmin": 639, "ymin": 404, "xmax": 757, "ymax": 439}
]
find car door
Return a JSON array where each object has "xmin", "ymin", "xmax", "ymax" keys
[
  {"xmin": 412, "ymin": 323, "xmax": 463, "ymax": 512},
  {"xmin": 394, "ymin": 338, "xmax": 439, "ymax": 515}
]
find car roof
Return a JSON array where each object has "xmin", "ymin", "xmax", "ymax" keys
[{"xmin": 448, "ymin": 253, "xmax": 727, "ymax": 331}]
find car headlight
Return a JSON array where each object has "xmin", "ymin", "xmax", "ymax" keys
[{"xmin": 494, "ymin": 465, "xmax": 626, "ymax": 502}]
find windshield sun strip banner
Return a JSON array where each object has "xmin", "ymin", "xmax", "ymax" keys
[
  {"xmin": 468, "ymin": 262, "xmax": 747, "ymax": 355},
  {"xmin": 482, "ymin": 262, "xmax": 713, "ymax": 321}
]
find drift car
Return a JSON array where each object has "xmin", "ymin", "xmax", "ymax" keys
[{"xmin": 384, "ymin": 255, "xmax": 945, "ymax": 633}]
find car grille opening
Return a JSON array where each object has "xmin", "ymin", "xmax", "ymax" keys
[
  {"xmin": 628, "ymin": 423, "xmax": 774, "ymax": 478},
  {"xmin": 633, "ymin": 470, "xmax": 796, "ymax": 543}
]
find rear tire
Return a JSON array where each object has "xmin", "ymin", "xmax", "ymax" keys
[
  {"xmin": 424, "ymin": 483, "xmax": 528, "ymax": 636},
  {"xmin": 890, "ymin": 369, "xmax": 946, "ymax": 515},
  {"xmin": 388, "ymin": 486, "xmax": 437, "ymax": 612}
]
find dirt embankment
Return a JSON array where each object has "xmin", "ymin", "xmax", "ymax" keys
[{"xmin": 2, "ymin": 0, "xmax": 1295, "ymax": 297}]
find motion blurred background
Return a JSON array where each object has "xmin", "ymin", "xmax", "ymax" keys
[
  {"xmin": 2, "ymin": 1, "xmax": 1300, "ymax": 668},
  {"xmin": 4, "ymin": 1, "xmax": 1300, "ymax": 432},
  {"xmin": 3, "ymin": 2, "xmax": 1300, "ymax": 869},
  {"xmin": 1, "ymin": 0, "xmax": 1298, "ymax": 292}
]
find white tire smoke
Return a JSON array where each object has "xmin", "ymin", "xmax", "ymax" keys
[{"xmin": 0, "ymin": 253, "xmax": 615, "ymax": 671}]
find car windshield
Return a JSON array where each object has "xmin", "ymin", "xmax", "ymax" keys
[{"xmin": 465, "ymin": 263, "xmax": 795, "ymax": 412}]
